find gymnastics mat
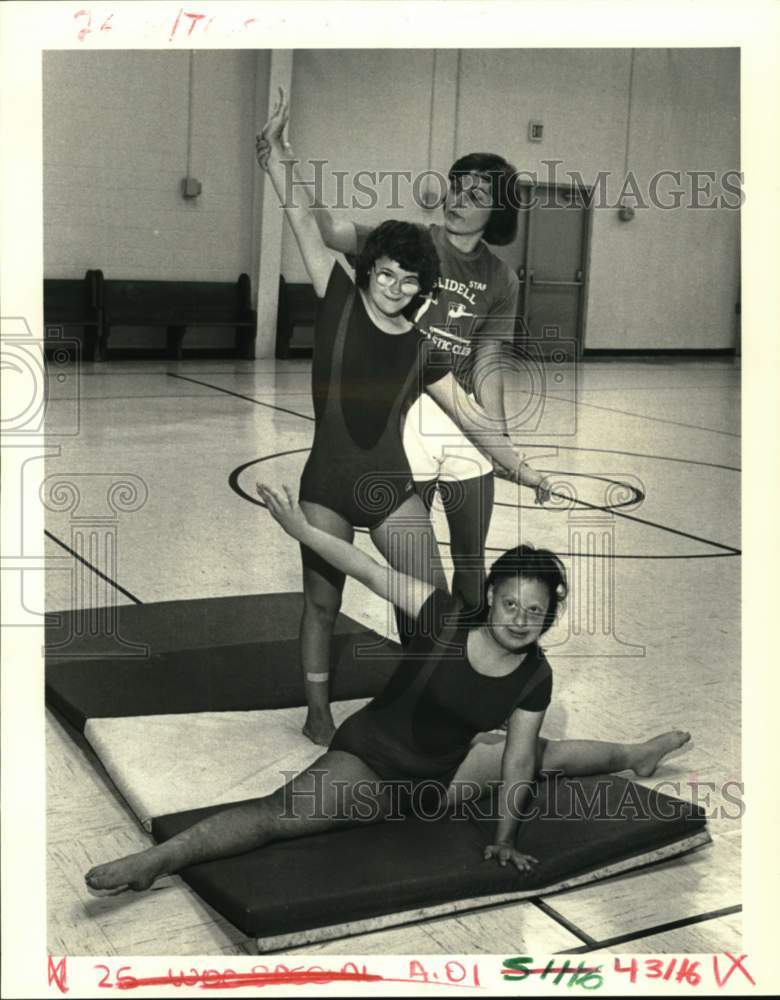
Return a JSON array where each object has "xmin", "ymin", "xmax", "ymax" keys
[
  {"xmin": 151, "ymin": 775, "xmax": 709, "ymax": 950},
  {"xmin": 46, "ymin": 593, "xmax": 399, "ymax": 732},
  {"xmin": 48, "ymin": 591, "xmax": 709, "ymax": 948},
  {"xmin": 46, "ymin": 592, "xmax": 389, "ymax": 657},
  {"xmin": 84, "ymin": 703, "xmax": 368, "ymax": 830}
]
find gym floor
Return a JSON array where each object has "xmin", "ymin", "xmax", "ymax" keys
[{"xmin": 45, "ymin": 353, "xmax": 741, "ymax": 955}]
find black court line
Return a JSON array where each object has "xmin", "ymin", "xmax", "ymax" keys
[
  {"xmin": 582, "ymin": 383, "xmax": 740, "ymax": 393},
  {"xmin": 74, "ymin": 367, "xmax": 290, "ymax": 377},
  {"xmin": 531, "ymin": 899, "xmax": 598, "ymax": 947},
  {"xmin": 169, "ymin": 371, "xmax": 740, "ymax": 473},
  {"xmin": 184, "ymin": 372, "xmax": 739, "ymax": 555},
  {"xmin": 540, "ymin": 390, "xmax": 741, "ymax": 439},
  {"xmin": 542, "ymin": 487, "xmax": 739, "ymax": 555},
  {"xmin": 233, "ymin": 450, "xmax": 740, "ymax": 558},
  {"xmin": 543, "ymin": 442, "xmax": 739, "ymax": 474},
  {"xmin": 44, "ymin": 528, "xmax": 144, "ymax": 605},
  {"xmin": 51, "ymin": 393, "xmax": 233, "ymax": 402},
  {"xmin": 167, "ymin": 372, "xmax": 314, "ymax": 421},
  {"xmin": 558, "ymin": 903, "xmax": 742, "ymax": 954}
]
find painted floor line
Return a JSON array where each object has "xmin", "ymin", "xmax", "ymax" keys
[
  {"xmin": 531, "ymin": 898, "xmax": 598, "ymax": 947},
  {"xmin": 44, "ymin": 529, "xmax": 144, "ymax": 605},
  {"xmin": 559, "ymin": 903, "xmax": 742, "ymax": 954},
  {"xmin": 531, "ymin": 390, "xmax": 740, "ymax": 439},
  {"xmin": 168, "ymin": 372, "xmax": 315, "ymax": 421}
]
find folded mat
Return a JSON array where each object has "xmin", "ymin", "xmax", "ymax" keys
[{"xmin": 85, "ymin": 704, "xmax": 368, "ymax": 830}]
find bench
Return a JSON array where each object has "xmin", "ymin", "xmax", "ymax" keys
[
  {"xmin": 44, "ymin": 270, "xmax": 103, "ymax": 362},
  {"xmin": 102, "ymin": 274, "xmax": 257, "ymax": 360},
  {"xmin": 275, "ymin": 275, "xmax": 316, "ymax": 359}
]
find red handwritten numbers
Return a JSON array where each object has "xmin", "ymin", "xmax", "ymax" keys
[
  {"xmin": 92, "ymin": 963, "xmax": 384, "ymax": 990},
  {"xmin": 614, "ymin": 954, "xmax": 754, "ymax": 989},
  {"xmin": 615, "ymin": 956, "xmax": 702, "ymax": 986},
  {"xmin": 47, "ymin": 956, "xmax": 68, "ymax": 994},
  {"xmin": 73, "ymin": 10, "xmax": 113, "ymax": 42},
  {"xmin": 409, "ymin": 959, "xmax": 481, "ymax": 987},
  {"xmin": 73, "ymin": 8, "xmax": 261, "ymax": 42}
]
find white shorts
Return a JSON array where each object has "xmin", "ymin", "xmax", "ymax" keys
[{"xmin": 403, "ymin": 393, "xmax": 494, "ymax": 483}]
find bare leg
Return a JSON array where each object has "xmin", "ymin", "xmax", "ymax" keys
[
  {"xmin": 370, "ymin": 493, "xmax": 448, "ymax": 644},
  {"xmin": 448, "ymin": 729, "xmax": 692, "ymax": 805},
  {"xmin": 299, "ymin": 502, "xmax": 354, "ymax": 746},
  {"xmin": 540, "ymin": 730, "xmax": 692, "ymax": 779},
  {"xmin": 85, "ymin": 750, "xmax": 388, "ymax": 892}
]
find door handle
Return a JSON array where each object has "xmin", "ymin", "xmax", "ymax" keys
[{"xmin": 528, "ymin": 268, "xmax": 583, "ymax": 287}]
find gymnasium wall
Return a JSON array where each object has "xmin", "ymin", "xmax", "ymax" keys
[
  {"xmin": 585, "ymin": 49, "xmax": 741, "ymax": 350},
  {"xmin": 283, "ymin": 48, "xmax": 740, "ymax": 350},
  {"xmin": 42, "ymin": 47, "xmax": 739, "ymax": 351},
  {"xmin": 43, "ymin": 50, "xmax": 261, "ymax": 282}
]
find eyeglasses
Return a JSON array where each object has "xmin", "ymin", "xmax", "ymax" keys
[
  {"xmin": 372, "ymin": 267, "xmax": 421, "ymax": 296},
  {"xmin": 449, "ymin": 173, "xmax": 494, "ymax": 208}
]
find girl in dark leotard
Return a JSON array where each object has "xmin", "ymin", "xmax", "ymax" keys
[
  {"xmin": 86, "ymin": 486, "xmax": 691, "ymax": 891},
  {"xmin": 257, "ymin": 90, "xmax": 544, "ymax": 748}
]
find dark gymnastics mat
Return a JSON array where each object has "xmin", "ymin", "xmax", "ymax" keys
[
  {"xmin": 151, "ymin": 774, "xmax": 710, "ymax": 950},
  {"xmin": 45, "ymin": 593, "xmax": 399, "ymax": 732}
]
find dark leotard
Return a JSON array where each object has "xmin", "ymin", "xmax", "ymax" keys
[
  {"xmin": 330, "ymin": 588, "xmax": 553, "ymax": 783},
  {"xmin": 299, "ymin": 264, "xmax": 445, "ymax": 529}
]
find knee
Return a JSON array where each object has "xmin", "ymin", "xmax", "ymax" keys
[
  {"xmin": 303, "ymin": 593, "xmax": 341, "ymax": 629},
  {"xmin": 536, "ymin": 737, "xmax": 561, "ymax": 775}
]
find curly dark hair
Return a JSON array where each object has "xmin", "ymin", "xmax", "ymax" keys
[
  {"xmin": 484, "ymin": 543, "xmax": 568, "ymax": 635},
  {"xmin": 449, "ymin": 152, "xmax": 521, "ymax": 246},
  {"xmin": 354, "ymin": 220, "xmax": 439, "ymax": 299}
]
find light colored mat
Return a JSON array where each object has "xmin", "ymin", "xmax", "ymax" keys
[{"xmin": 85, "ymin": 700, "xmax": 368, "ymax": 831}]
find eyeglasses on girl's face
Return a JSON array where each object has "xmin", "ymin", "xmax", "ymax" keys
[{"xmin": 372, "ymin": 266, "xmax": 421, "ymax": 296}]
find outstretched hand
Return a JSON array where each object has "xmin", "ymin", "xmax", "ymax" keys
[
  {"xmin": 256, "ymin": 483, "xmax": 310, "ymax": 541},
  {"xmin": 533, "ymin": 476, "xmax": 552, "ymax": 505},
  {"xmin": 492, "ymin": 457, "xmax": 552, "ymax": 505},
  {"xmin": 483, "ymin": 842, "xmax": 539, "ymax": 873},
  {"xmin": 255, "ymin": 87, "xmax": 292, "ymax": 170}
]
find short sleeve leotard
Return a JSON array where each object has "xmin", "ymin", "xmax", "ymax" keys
[
  {"xmin": 330, "ymin": 588, "xmax": 553, "ymax": 784},
  {"xmin": 299, "ymin": 263, "xmax": 446, "ymax": 528}
]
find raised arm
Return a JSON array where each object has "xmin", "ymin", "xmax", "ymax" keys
[
  {"xmin": 312, "ymin": 208, "xmax": 359, "ymax": 256},
  {"xmin": 425, "ymin": 372, "xmax": 550, "ymax": 503},
  {"xmin": 257, "ymin": 484, "xmax": 435, "ymax": 620},
  {"xmin": 256, "ymin": 90, "xmax": 334, "ymax": 297},
  {"xmin": 256, "ymin": 126, "xmax": 358, "ymax": 256}
]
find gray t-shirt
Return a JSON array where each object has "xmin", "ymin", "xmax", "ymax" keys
[{"xmin": 354, "ymin": 222, "xmax": 520, "ymax": 394}]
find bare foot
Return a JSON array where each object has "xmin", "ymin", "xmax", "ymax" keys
[
  {"xmin": 85, "ymin": 848, "xmax": 165, "ymax": 892},
  {"xmin": 302, "ymin": 710, "xmax": 336, "ymax": 747},
  {"xmin": 632, "ymin": 730, "xmax": 691, "ymax": 777}
]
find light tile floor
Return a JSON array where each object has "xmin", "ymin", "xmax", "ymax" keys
[{"xmin": 44, "ymin": 355, "xmax": 741, "ymax": 955}]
